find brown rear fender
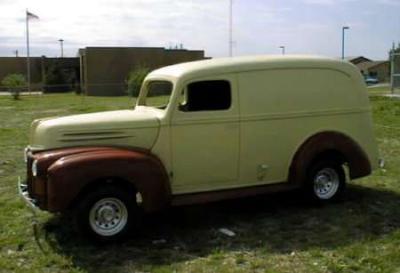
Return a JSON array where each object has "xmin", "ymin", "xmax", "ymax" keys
[
  {"xmin": 46, "ymin": 148, "xmax": 170, "ymax": 213},
  {"xmin": 288, "ymin": 131, "xmax": 372, "ymax": 185}
]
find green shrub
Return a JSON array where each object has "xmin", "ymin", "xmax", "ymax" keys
[
  {"xmin": 126, "ymin": 65, "xmax": 150, "ymax": 97},
  {"xmin": 1, "ymin": 73, "xmax": 26, "ymax": 100}
]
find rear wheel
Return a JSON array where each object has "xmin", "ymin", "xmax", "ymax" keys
[
  {"xmin": 75, "ymin": 185, "xmax": 140, "ymax": 243},
  {"xmin": 306, "ymin": 159, "xmax": 345, "ymax": 202}
]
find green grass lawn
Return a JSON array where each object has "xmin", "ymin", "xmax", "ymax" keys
[{"xmin": 1, "ymin": 92, "xmax": 400, "ymax": 273}]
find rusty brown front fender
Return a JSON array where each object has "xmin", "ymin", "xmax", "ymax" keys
[{"xmin": 44, "ymin": 147, "xmax": 170, "ymax": 213}]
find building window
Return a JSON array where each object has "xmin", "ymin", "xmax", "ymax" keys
[{"xmin": 179, "ymin": 80, "xmax": 231, "ymax": 112}]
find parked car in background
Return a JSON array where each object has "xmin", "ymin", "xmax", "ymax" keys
[
  {"xmin": 365, "ymin": 76, "xmax": 379, "ymax": 85},
  {"xmin": 19, "ymin": 55, "xmax": 380, "ymax": 242}
]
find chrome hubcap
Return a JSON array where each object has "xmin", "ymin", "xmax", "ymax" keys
[
  {"xmin": 313, "ymin": 167, "xmax": 340, "ymax": 199},
  {"xmin": 89, "ymin": 198, "xmax": 128, "ymax": 236}
]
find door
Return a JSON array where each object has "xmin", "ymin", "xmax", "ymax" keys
[{"xmin": 170, "ymin": 76, "xmax": 239, "ymax": 193}]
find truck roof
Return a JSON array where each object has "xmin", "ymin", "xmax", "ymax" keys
[{"xmin": 149, "ymin": 55, "xmax": 358, "ymax": 80}]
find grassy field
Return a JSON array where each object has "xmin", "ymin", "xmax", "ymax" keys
[{"xmin": 0, "ymin": 92, "xmax": 400, "ymax": 273}]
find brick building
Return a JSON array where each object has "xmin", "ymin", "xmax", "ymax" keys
[
  {"xmin": 0, "ymin": 57, "xmax": 79, "ymax": 92},
  {"xmin": 79, "ymin": 47, "xmax": 206, "ymax": 96},
  {"xmin": 0, "ymin": 46, "xmax": 207, "ymax": 95}
]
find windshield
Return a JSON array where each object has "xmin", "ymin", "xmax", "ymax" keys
[{"xmin": 141, "ymin": 80, "xmax": 173, "ymax": 109}]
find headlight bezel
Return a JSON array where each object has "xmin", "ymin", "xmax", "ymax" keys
[
  {"xmin": 31, "ymin": 159, "xmax": 38, "ymax": 177},
  {"xmin": 24, "ymin": 147, "xmax": 30, "ymax": 163}
]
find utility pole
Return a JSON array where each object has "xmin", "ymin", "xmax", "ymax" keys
[
  {"xmin": 391, "ymin": 42, "xmax": 395, "ymax": 94},
  {"xmin": 26, "ymin": 10, "xmax": 31, "ymax": 93},
  {"xmin": 341, "ymin": 26, "xmax": 350, "ymax": 59},
  {"xmin": 279, "ymin": 46, "xmax": 286, "ymax": 55},
  {"xmin": 58, "ymin": 39, "xmax": 64, "ymax": 58},
  {"xmin": 390, "ymin": 42, "xmax": 400, "ymax": 94},
  {"xmin": 229, "ymin": 0, "xmax": 233, "ymax": 57}
]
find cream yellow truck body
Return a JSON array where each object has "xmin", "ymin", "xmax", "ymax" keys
[
  {"xmin": 22, "ymin": 55, "xmax": 379, "ymax": 242},
  {"xmin": 145, "ymin": 55, "xmax": 379, "ymax": 194}
]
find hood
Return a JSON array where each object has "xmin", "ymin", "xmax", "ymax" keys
[{"xmin": 30, "ymin": 108, "xmax": 160, "ymax": 150}]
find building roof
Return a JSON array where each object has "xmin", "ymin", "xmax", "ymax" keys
[
  {"xmin": 344, "ymin": 56, "xmax": 372, "ymax": 64},
  {"xmin": 357, "ymin": 60, "xmax": 389, "ymax": 71},
  {"xmin": 344, "ymin": 56, "xmax": 364, "ymax": 61},
  {"xmin": 78, "ymin": 46, "xmax": 205, "ymax": 55},
  {"xmin": 149, "ymin": 55, "xmax": 358, "ymax": 80}
]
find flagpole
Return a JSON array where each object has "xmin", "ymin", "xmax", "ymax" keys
[
  {"xmin": 26, "ymin": 9, "xmax": 31, "ymax": 94},
  {"xmin": 229, "ymin": 0, "xmax": 233, "ymax": 57}
]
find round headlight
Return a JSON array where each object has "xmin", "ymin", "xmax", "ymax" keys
[{"xmin": 31, "ymin": 160, "xmax": 38, "ymax": 177}]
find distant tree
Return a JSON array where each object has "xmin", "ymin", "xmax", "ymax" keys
[
  {"xmin": 389, "ymin": 43, "xmax": 400, "ymax": 87},
  {"xmin": 45, "ymin": 62, "xmax": 64, "ymax": 90},
  {"xmin": 45, "ymin": 63, "xmax": 63, "ymax": 92},
  {"xmin": 44, "ymin": 62, "xmax": 77, "ymax": 93},
  {"xmin": 126, "ymin": 65, "xmax": 150, "ymax": 97},
  {"xmin": 389, "ymin": 43, "xmax": 400, "ymax": 61},
  {"xmin": 1, "ymin": 74, "xmax": 26, "ymax": 100}
]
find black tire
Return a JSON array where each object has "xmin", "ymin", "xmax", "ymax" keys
[
  {"xmin": 305, "ymin": 159, "xmax": 346, "ymax": 203},
  {"xmin": 74, "ymin": 185, "xmax": 140, "ymax": 243}
]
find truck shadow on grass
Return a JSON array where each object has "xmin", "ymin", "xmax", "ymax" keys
[{"xmin": 43, "ymin": 184, "xmax": 400, "ymax": 272}]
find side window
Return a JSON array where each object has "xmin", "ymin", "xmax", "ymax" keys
[{"xmin": 179, "ymin": 80, "xmax": 231, "ymax": 112}]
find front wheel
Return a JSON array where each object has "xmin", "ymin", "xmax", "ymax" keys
[
  {"xmin": 75, "ymin": 185, "xmax": 140, "ymax": 243},
  {"xmin": 306, "ymin": 159, "xmax": 346, "ymax": 202}
]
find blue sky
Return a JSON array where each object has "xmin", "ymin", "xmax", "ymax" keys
[{"xmin": 0, "ymin": 0, "xmax": 399, "ymax": 60}]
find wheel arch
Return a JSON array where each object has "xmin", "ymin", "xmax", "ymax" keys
[
  {"xmin": 288, "ymin": 131, "xmax": 372, "ymax": 185},
  {"xmin": 46, "ymin": 147, "xmax": 171, "ymax": 213},
  {"xmin": 68, "ymin": 176, "xmax": 138, "ymax": 210}
]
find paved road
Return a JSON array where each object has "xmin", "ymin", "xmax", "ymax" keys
[
  {"xmin": 0, "ymin": 91, "xmax": 43, "ymax": 96},
  {"xmin": 367, "ymin": 83, "xmax": 390, "ymax": 89}
]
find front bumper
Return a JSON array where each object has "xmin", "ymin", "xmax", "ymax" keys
[
  {"xmin": 18, "ymin": 176, "xmax": 39, "ymax": 210},
  {"xmin": 18, "ymin": 177, "xmax": 43, "ymax": 248}
]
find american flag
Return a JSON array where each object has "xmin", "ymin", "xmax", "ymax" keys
[{"xmin": 26, "ymin": 11, "xmax": 39, "ymax": 20}]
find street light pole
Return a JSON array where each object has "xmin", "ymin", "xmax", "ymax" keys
[
  {"xmin": 341, "ymin": 26, "xmax": 349, "ymax": 59},
  {"xmin": 228, "ymin": 0, "xmax": 233, "ymax": 57},
  {"xmin": 58, "ymin": 39, "xmax": 64, "ymax": 58},
  {"xmin": 279, "ymin": 46, "xmax": 285, "ymax": 55}
]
